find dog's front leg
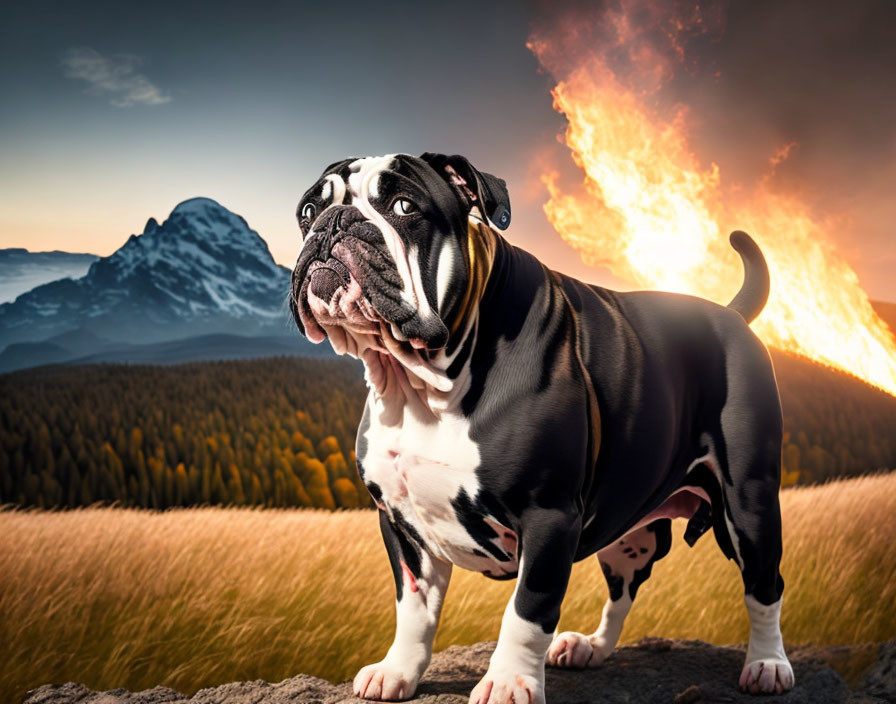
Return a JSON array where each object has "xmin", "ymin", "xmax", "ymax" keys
[
  {"xmin": 354, "ymin": 509, "xmax": 452, "ymax": 701},
  {"xmin": 470, "ymin": 508, "xmax": 580, "ymax": 704}
]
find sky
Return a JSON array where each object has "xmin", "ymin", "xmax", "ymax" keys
[{"xmin": 1, "ymin": 0, "xmax": 895, "ymax": 300}]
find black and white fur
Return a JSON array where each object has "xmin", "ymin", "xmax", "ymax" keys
[{"xmin": 289, "ymin": 153, "xmax": 793, "ymax": 703}]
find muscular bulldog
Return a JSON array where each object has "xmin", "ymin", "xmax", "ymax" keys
[{"xmin": 289, "ymin": 153, "xmax": 793, "ymax": 703}]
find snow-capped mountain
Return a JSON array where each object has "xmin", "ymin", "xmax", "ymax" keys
[
  {"xmin": 0, "ymin": 248, "xmax": 98, "ymax": 303},
  {"xmin": 0, "ymin": 198, "xmax": 297, "ymax": 348}
]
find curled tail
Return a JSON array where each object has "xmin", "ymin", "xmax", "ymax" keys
[{"xmin": 727, "ymin": 230, "xmax": 769, "ymax": 324}]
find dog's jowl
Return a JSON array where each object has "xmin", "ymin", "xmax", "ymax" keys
[{"xmin": 290, "ymin": 153, "xmax": 793, "ymax": 702}]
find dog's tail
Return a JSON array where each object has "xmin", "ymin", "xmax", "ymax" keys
[{"xmin": 726, "ymin": 231, "xmax": 770, "ymax": 324}]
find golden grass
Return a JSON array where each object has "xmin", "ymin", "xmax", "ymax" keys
[{"xmin": 2, "ymin": 473, "xmax": 895, "ymax": 702}]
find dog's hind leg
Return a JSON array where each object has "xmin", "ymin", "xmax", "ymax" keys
[
  {"xmin": 354, "ymin": 509, "xmax": 452, "ymax": 701},
  {"xmin": 711, "ymin": 338, "xmax": 794, "ymax": 695},
  {"xmin": 545, "ymin": 519, "xmax": 672, "ymax": 669}
]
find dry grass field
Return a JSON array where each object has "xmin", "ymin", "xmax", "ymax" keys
[{"xmin": 2, "ymin": 473, "xmax": 895, "ymax": 703}]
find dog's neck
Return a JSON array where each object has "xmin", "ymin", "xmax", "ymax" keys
[
  {"xmin": 358, "ymin": 213, "xmax": 503, "ymax": 420},
  {"xmin": 444, "ymin": 216, "xmax": 498, "ymax": 344}
]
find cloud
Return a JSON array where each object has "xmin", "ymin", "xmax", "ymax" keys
[{"xmin": 61, "ymin": 47, "xmax": 171, "ymax": 107}]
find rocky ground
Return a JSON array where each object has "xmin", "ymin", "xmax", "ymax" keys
[{"xmin": 23, "ymin": 638, "xmax": 896, "ymax": 704}]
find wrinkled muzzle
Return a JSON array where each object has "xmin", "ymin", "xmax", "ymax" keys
[{"xmin": 290, "ymin": 205, "xmax": 448, "ymax": 350}]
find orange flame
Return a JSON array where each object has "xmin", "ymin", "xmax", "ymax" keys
[{"xmin": 529, "ymin": 3, "xmax": 896, "ymax": 396}]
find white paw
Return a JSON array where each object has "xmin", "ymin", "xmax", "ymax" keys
[
  {"xmin": 545, "ymin": 631, "xmax": 595, "ymax": 668},
  {"xmin": 353, "ymin": 660, "xmax": 420, "ymax": 701},
  {"xmin": 739, "ymin": 657, "xmax": 795, "ymax": 695},
  {"xmin": 468, "ymin": 668, "xmax": 545, "ymax": 704}
]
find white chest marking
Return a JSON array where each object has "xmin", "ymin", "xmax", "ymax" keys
[{"xmin": 360, "ymin": 374, "xmax": 518, "ymax": 576}]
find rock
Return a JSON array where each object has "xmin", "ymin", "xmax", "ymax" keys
[
  {"xmin": 861, "ymin": 641, "xmax": 896, "ymax": 703},
  {"xmin": 675, "ymin": 684, "xmax": 704, "ymax": 703},
  {"xmin": 22, "ymin": 639, "xmax": 896, "ymax": 704},
  {"xmin": 22, "ymin": 683, "xmax": 184, "ymax": 703}
]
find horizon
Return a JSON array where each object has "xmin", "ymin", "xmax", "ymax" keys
[{"xmin": 6, "ymin": 194, "xmax": 896, "ymax": 308}]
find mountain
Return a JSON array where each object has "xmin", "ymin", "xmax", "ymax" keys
[
  {"xmin": 0, "ymin": 198, "xmax": 297, "ymax": 348},
  {"xmin": 0, "ymin": 328, "xmax": 138, "ymax": 373},
  {"xmin": 0, "ymin": 248, "xmax": 98, "ymax": 303},
  {"xmin": 0, "ymin": 332, "xmax": 332, "ymax": 373}
]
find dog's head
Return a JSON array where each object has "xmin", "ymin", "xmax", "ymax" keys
[{"xmin": 290, "ymin": 153, "xmax": 510, "ymax": 355}]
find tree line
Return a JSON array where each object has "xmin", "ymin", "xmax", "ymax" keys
[
  {"xmin": 1, "ymin": 350, "xmax": 895, "ymax": 509},
  {"xmin": 0, "ymin": 357, "xmax": 369, "ymax": 509},
  {"xmin": 771, "ymin": 349, "xmax": 896, "ymax": 486}
]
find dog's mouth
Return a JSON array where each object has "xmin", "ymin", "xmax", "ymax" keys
[
  {"xmin": 290, "ymin": 210, "xmax": 448, "ymax": 355},
  {"xmin": 299, "ymin": 242, "xmax": 390, "ymax": 344}
]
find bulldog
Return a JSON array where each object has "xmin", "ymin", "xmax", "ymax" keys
[{"xmin": 289, "ymin": 153, "xmax": 793, "ymax": 703}]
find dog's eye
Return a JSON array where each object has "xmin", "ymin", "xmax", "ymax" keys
[
  {"xmin": 392, "ymin": 198, "xmax": 417, "ymax": 216},
  {"xmin": 300, "ymin": 203, "xmax": 317, "ymax": 222}
]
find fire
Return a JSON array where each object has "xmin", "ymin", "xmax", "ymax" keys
[{"xmin": 528, "ymin": 3, "xmax": 896, "ymax": 396}]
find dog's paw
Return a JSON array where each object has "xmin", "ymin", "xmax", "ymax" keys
[
  {"xmin": 545, "ymin": 631, "xmax": 595, "ymax": 668},
  {"xmin": 468, "ymin": 669, "xmax": 544, "ymax": 704},
  {"xmin": 739, "ymin": 657, "xmax": 795, "ymax": 695},
  {"xmin": 353, "ymin": 660, "xmax": 420, "ymax": 701},
  {"xmin": 546, "ymin": 631, "xmax": 616, "ymax": 668}
]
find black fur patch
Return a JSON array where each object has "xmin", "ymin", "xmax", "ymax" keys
[
  {"xmin": 392, "ymin": 507, "xmax": 426, "ymax": 550},
  {"xmin": 684, "ymin": 499, "xmax": 713, "ymax": 547},
  {"xmin": 378, "ymin": 510, "xmax": 421, "ymax": 603},
  {"xmin": 366, "ymin": 480, "xmax": 382, "ymax": 504},
  {"xmin": 629, "ymin": 519, "xmax": 672, "ymax": 600},
  {"xmin": 446, "ymin": 321, "xmax": 476, "ymax": 379},
  {"xmin": 451, "ymin": 487, "xmax": 514, "ymax": 562},
  {"xmin": 601, "ymin": 560, "xmax": 625, "ymax": 602}
]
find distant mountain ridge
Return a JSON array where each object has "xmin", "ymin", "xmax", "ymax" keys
[
  {"xmin": 0, "ymin": 198, "xmax": 297, "ymax": 350},
  {"xmin": 0, "ymin": 248, "xmax": 98, "ymax": 303},
  {"xmin": 0, "ymin": 332, "xmax": 331, "ymax": 373}
]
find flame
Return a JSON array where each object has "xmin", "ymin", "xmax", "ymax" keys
[{"xmin": 529, "ymin": 3, "xmax": 896, "ymax": 396}]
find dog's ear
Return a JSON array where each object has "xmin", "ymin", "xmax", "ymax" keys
[{"xmin": 420, "ymin": 153, "xmax": 511, "ymax": 231}]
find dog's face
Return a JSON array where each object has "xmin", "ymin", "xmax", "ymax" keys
[{"xmin": 290, "ymin": 153, "xmax": 510, "ymax": 353}]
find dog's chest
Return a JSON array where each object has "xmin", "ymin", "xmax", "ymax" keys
[{"xmin": 359, "ymin": 397, "xmax": 519, "ymax": 577}]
